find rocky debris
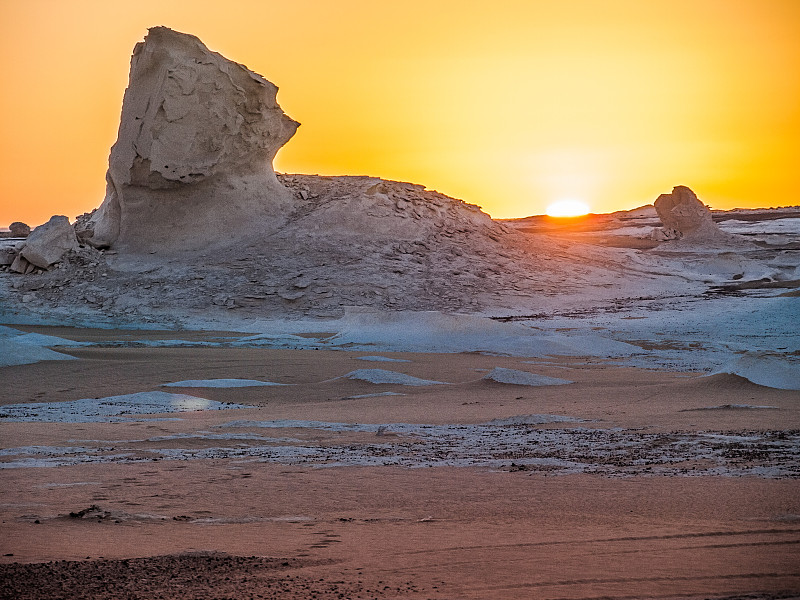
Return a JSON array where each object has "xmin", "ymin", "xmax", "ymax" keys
[
  {"xmin": 9, "ymin": 221, "xmax": 30, "ymax": 237},
  {"xmin": 5, "ymin": 215, "xmax": 79, "ymax": 273},
  {"xmin": 650, "ymin": 226, "xmax": 678, "ymax": 242},
  {"xmin": 652, "ymin": 186, "xmax": 724, "ymax": 241},
  {"xmin": 68, "ymin": 504, "xmax": 113, "ymax": 520},
  {"xmin": 9, "ymin": 253, "xmax": 35, "ymax": 275},
  {"xmin": 86, "ymin": 27, "xmax": 299, "ymax": 252},
  {"xmin": 18, "ymin": 215, "xmax": 79, "ymax": 269},
  {"xmin": 279, "ymin": 174, "xmax": 497, "ymax": 243},
  {"xmin": 1, "ymin": 244, "xmax": 112, "ymax": 311},
  {"xmin": 73, "ymin": 208, "xmax": 98, "ymax": 244},
  {"xmin": 0, "ymin": 247, "xmax": 16, "ymax": 266},
  {"xmin": 709, "ymin": 277, "xmax": 800, "ymax": 293}
]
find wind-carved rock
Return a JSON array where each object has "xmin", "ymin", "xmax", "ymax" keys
[
  {"xmin": 88, "ymin": 27, "xmax": 299, "ymax": 252},
  {"xmin": 653, "ymin": 185, "xmax": 724, "ymax": 241}
]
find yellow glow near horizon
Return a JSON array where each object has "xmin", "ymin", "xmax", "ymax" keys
[
  {"xmin": 546, "ymin": 200, "xmax": 591, "ymax": 218},
  {"xmin": 1, "ymin": 1, "xmax": 799, "ymax": 227}
]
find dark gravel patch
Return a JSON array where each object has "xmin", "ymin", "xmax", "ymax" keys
[{"xmin": 0, "ymin": 553, "xmax": 427, "ymax": 599}]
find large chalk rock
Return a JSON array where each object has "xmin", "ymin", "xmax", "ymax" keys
[
  {"xmin": 88, "ymin": 27, "xmax": 299, "ymax": 252},
  {"xmin": 653, "ymin": 186, "xmax": 722, "ymax": 240},
  {"xmin": 18, "ymin": 215, "xmax": 78, "ymax": 269}
]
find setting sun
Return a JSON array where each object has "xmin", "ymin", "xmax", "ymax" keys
[{"xmin": 545, "ymin": 199, "xmax": 591, "ymax": 217}]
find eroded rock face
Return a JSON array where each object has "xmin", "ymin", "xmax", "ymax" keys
[
  {"xmin": 89, "ymin": 27, "xmax": 299, "ymax": 252},
  {"xmin": 654, "ymin": 186, "xmax": 720, "ymax": 240}
]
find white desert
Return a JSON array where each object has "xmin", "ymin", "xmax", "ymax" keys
[{"xmin": 1, "ymin": 27, "xmax": 799, "ymax": 600}]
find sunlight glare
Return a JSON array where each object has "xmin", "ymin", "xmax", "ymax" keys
[{"xmin": 545, "ymin": 199, "xmax": 591, "ymax": 217}]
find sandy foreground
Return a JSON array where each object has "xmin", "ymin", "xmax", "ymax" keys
[{"xmin": 1, "ymin": 326, "xmax": 799, "ymax": 599}]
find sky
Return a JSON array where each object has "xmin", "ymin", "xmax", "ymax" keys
[{"xmin": 1, "ymin": 0, "xmax": 798, "ymax": 227}]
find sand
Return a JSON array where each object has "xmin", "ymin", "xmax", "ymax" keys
[{"xmin": 1, "ymin": 326, "xmax": 799, "ymax": 599}]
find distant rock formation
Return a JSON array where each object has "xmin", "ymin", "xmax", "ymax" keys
[
  {"xmin": 9, "ymin": 222, "xmax": 30, "ymax": 237},
  {"xmin": 85, "ymin": 27, "xmax": 299, "ymax": 252},
  {"xmin": 652, "ymin": 186, "xmax": 725, "ymax": 242}
]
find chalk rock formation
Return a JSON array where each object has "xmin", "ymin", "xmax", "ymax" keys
[
  {"xmin": 653, "ymin": 186, "xmax": 722, "ymax": 241},
  {"xmin": 279, "ymin": 175, "xmax": 496, "ymax": 242},
  {"xmin": 9, "ymin": 222, "xmax": 30, "ymax": 237},
  {"xmin": 12, "ymin": 215, "xmax": 78, "ymax": 271},
  {"xmin": 87, "ymin": 27, "xmax": 299, "ymax": 252}
]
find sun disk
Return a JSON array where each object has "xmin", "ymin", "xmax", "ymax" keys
[{"xmin": 546, "ymin": 199, "xmax": 590, "ymax": 217}]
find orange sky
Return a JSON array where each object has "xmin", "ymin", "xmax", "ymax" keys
[{"xmin": 1, "ymin": 0, "xmax": 798, "ymax": 227}]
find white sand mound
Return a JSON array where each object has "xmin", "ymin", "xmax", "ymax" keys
[
  {"xmin": 712, "ymin": 354, "xmax": 800, "ymax": 390},
  {"xmin": 482, "ymin": 367, "xmax": 573, "ymax": 386},
  {"xmin": 0, "ymin": 391, "xmax": 248, "ymax": 423},
  {"xmin": 343, "ymin": 369, "xmax": 447, "ymax": 386},
  {"xmin": 356, "ymin": 356, "xmax": 411, "ymax": 363},
  {"xmin": 685, "ymin": 373, "xmax": 765, "ymax": 390},
  {"xmin": 671, "ymin": 252, "xmax": 783, "ymax": 284},
  {"xmin": 0, "ymin": 326, "xmax": 85, "ymax": 367},
  {"xmin": 231, "ymin": 333, "xmax": 316, "ymax": 347},
  {"xmin": 330, "ymin": 309, "xmax": 638, "ymax": 357},
  {"xmin": 0, "ymin": 338, "xmax": 77, "ymax": 367},
  {"xmin": 162, "ymin": 379, "xmax": 286, "ymax": 388},
  {"xmin": 9, "ymin": 332, "xmax": 89, "ymax": 348},
  {"xmin": 346, "ymin": 392, "xmax": 406, "ymax": 399}
]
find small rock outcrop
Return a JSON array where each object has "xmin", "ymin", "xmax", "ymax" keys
[
  {"xmin": 9, "ymin": 222, "xmax": 30, "ymax": 237},
  {"xmin": 10, "ymin": 215, "xmax": 78, "ymax": 273},
  {"xmin": 85, "ymin": 27, "xmax": 299, "ymax": 252},
  {"xmin": 22, "ymin": 215, "xmax": 79, "ymax": 267},
  {"xmin": 653, "ymin": 186, "xmax": 724, "ymax": 241}
]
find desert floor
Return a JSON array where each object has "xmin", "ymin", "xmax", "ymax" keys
[{"xmin": 1, "ymin": 326, "xmax": 799, "ymax": 599}]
